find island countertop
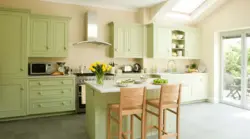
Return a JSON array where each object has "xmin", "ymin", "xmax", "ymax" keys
[{"xmin": 85, "ymin": 79, "xmax": 165, "ymax": 93}]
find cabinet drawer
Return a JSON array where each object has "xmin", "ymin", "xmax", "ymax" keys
[
  {"xmin": 29, "ymin": 88, "xmax": 74, "ymax": 99},
  {"xmin": 29, "ymin": 79, "xmax": 74, "ymax": 86},
  {"xmin": 29, "ymin": 99, "xmax": 75, "ymax": 114}
]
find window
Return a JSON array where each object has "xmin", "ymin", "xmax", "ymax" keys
[{"xmin": 172, "ymin": 0, "xmax": 206, "ymax": 14}]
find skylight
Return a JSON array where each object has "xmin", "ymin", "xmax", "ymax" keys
[{"xmin": 172, "ymin": 0, "xmax": 206, "ymax": 14}]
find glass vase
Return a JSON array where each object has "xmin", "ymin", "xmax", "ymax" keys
[{"xmin": 96, "ymin": 74, "xmax": 104, "ymax": 85}]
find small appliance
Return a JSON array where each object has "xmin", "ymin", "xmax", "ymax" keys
[
  {"xmin": 133, "ymin": 63, "xmax": 141, "ymax": 72},
  {"xmin": 28, "ymin": 63, "xmax": 54, "ymax": 75},
  {"xmin": 122, "ymin": 65, "xmax": 133, "ymax": 73}
]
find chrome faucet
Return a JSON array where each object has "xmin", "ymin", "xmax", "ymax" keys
[{"xmin": 167, "ymin": 60, "xmax": 176, "ymax": 73}]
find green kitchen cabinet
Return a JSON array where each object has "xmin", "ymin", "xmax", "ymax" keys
[
  {"xmin": 109, "ymin": 22, "xmax": 143, "ymax": 58},
  {"xmin": 0, "ymin": 9, "xmax": 28, "ymax": 77},
  {"xmin": 29, "ymin": 15, "xmax": 70, "ymax": 57},
  {"xmin": 28, "ymin": 76, "xmax": 75, "ymax": 115},
  {"xmin": 30, "ymin": 16, "xmax": 52, "ymax": 56},
  {"xmin": 147, "ymin": 24, "xmax": 172, "ymax": 58},
  {"xmin": 0, "ymin": 79, "xmax": 27, "ymax": 118},
  {"xmin": 53, "ymin": 19, "xmax": 69, "ymax": 57}
]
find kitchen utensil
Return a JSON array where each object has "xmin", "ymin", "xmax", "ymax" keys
[
  {"xmin": 133, "ymin": 63, "xmax": 141, "ymax": 72},
  {"xmin": 178, "ymin": 44, "xmax": 184, "ymax": 49},
  {"xmin": 177, "ymin": 34, "xmax": 184, "ymax": 40},
  {"xmin": 57, "ymin": 62, "xmax": 66, "ymax": 74},
  {"xmin": 134, "ymin": 80, "xmax": 144, "ymax": 84},
  {"xmin": 172, "ymin": 43, "xmax": 177, "ymax": 48},
  {"xmin": 177, "ymin": 51, "xmax": 183, "ymax": 56}
]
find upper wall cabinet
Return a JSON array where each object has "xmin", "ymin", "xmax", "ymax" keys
[
  {"xmin": 109, "ymin": 22, "xmax": 144, "ymax": 58},
  {"xmin": 0, "ymin": 8, "xmax": 28, "ymax": 77},
  {"xmin": 147, "ymin": 24, "xmax": 172, "ymax": 59},
  {"xmin": 30, "ymin": 15, "xmax": 70, "ymax": 57},
  {"xmin": 184, "ymin": 27, "xmax": 201, "ymax": 59}
]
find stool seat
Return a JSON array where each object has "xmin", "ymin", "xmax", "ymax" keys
[
  {"xmin": 146, "ymin": 99, "xmax": 179, "ymax": 109},
  {"xmin": 109, "ymin": 104, "xmax": 143, "ymax": 115}
]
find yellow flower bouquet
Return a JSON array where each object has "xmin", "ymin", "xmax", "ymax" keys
[{"xmin": 89, "ymin": 62, "xmax": 112, "ymax": 85}]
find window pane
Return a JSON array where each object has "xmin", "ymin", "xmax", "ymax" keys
[{"xmin": 172, "ymin": 0, "xmax": 206, "ymax": 14}]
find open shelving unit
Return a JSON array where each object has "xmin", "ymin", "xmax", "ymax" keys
[{"xmin": 171, "ymin": 30, "xmax": 185, "ymax": 57}]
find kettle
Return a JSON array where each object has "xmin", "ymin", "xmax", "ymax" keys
[{"xmin": 133, "ymin": 63, "xmax": 141, "ymax": 72}]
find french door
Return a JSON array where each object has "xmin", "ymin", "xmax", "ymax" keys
[{"xmin": 221, "ymin": 30, "xmax": 250, "ymax": 109}]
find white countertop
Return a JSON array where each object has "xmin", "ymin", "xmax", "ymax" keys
[
  {"xmin": 28, "ymin": 75, "xmax": 76, "ymax": 79},
  {"xmin": 151, "ymin": 72, "xmax": 208, "ymax": 76},
  {"xmin": 85, "ymin": 79, "xmax": 162, "ymax": 93}
]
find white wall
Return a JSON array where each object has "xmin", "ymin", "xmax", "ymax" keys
[{"xmin": 198, "ymin": 0, "xmax": 250, "ymax": 102}]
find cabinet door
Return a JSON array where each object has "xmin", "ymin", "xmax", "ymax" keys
[
  {"xmin": 0, "ymin": 79, "xmax": 27, "ymax": 118},
  {"xmin": 127, "ymin": 25, "xmax": 143, "ymax": 58},
  {"xmin": 191, "ymin": 75, "xmax": 208, "ymax": 101},
  {"xmin": 52, "ymin": 19, "xmax": 69, "ymax": 57},
  {"xmin": 185, "ymin": 28, "xmax": 201, "ymax": 59},
  {"xmin": 0, "ymin": 11, "xmax": 28, "ymax": 77},
  {"xmin": 155, "ymin": 27, "xmax": 171, "ymax": 58},
  {"xmin": 114, "ymin": 26, "xmax": 126, "ymax": 58},
  {"xmin": 30, "ymin": 17, "xmax": 52, "ymax": 57}
]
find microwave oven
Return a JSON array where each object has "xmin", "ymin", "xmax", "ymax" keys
[{"xmin": 28, "ymin": 63, "xmax": 55, "ymax": 75}]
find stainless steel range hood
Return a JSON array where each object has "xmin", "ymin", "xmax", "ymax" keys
[{"xmin": 73, "ymin": 11, "xmax": 111, "ymax": 46}]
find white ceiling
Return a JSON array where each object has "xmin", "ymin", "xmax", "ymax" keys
[{"xmin": 41, "ymin": 0, "xmax": 167, "ymax": 11}]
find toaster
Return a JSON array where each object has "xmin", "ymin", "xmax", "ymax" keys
[{"xmin": 122, "ymin": 65, "xmax": 133, "ymax": 73}]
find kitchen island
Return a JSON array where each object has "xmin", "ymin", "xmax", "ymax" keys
[{"xmin": 85, "ymin": 79, "xmax": 177, "ymax": 139}]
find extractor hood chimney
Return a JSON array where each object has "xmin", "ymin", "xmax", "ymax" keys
[{"xmin": 73, "ymin": 11, "xmax": 111, "ymax": 46}]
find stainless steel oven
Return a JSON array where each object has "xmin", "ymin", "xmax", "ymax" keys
[{"xmin": 28, "ymin": 63, "xmax": 54, "ymax": 75}]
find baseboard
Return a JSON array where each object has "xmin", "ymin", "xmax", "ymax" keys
[
  {"xmin": 208, "ymin": 97, "xmax": 220, "ymax": 104},
  {"xmin": 0, "ymin": 111, "xmax": 76, "ymax": 122}
]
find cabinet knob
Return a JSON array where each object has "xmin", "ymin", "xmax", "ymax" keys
[
  {"xmin": 46, "ymin": 46, "xmax": 49, "ymax": 50},
  {"xmin": 115, "ymin": 48, "xmax": 118, "ymax": 51},
  {"xmin": 61, "ymin": 81, "xmax": 64, "ymax": 84},
  {"xmin": 38, "ymin": 104, "xmax": 42, "ymax": 107},
  {"xmin": 20, "ymin": 87, "xmax": 24, "ymax": 91},
  {"xmin": 38, "ymin": 82, "xmax": 42, "ymax": 85},
  {"xmin": 64, "ymin": 47, "xmax": 67, "ymax": 50},
  {"xmin": 62, "ymin": 102, "xmax": 66, "ymax": 105},
  {"xmin": 20, "ymin": 68, "xmax": 24, "ymax": 71},
  {"xmin": 38, "ymin": 92, "xmax": 42, "ymax": 95},
  {"xmin": 61, "ymin": 90, "xmax": 65, "ymax": 94},
  {"xmin": 128, "ymin": 48, "xmax": 131, "ymax": 51}
]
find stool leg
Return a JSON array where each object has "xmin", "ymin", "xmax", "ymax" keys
[
  {"xmin": 119, "ymin": 114, "xmax": 123, "ymax": 139},
  {"xmin": 141, "ymin": 112, "xmax": 146, "ymax": 139},
  {"xmin": 158, "ymin": 108, "xmax": 163, "ymax": 139},
  {"xmin": 130, "ymin": 115, "xmax": 134, "ymax": 139},
  {"xmin": 107, "ymin": 107, "xmax": 111, "ymax": 139},
  {"xmin": 163, "ymin": 109, "xmax": 165, "ymax": 133},
  {"xmin": 176, "ymin": 107, "xmax": 180, "ymax": 139}
]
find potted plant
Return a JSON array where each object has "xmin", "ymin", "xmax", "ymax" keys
[{"xmin": 89, "ymin": 62, "xmax": 112, "ymax": 85}]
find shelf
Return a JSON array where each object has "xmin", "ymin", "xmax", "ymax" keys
[
  {"xmin": 172, "ymin": 48, "xmax": 185, "ymax": 50},
  {"xmin": 168, "ymin": 57, "xmax": 201, "ymax": 60},
  {"xmin": 172, "ymin": 39, "xmax": 185, "ymax": 41}
]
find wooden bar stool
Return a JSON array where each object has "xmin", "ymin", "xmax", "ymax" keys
[
  {"xmin": 107, "ymin": 87, "xmax": 147, "ymax": 139},
  {"xmin": 146, "ymin": 84, "xmax": 182, "ymax": 139}
]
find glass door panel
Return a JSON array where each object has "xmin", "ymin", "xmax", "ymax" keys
[
  {"xmin": 246, "ymin": 36, "xmax": 250, "ymax": 108},
  {"xmin": 222, "ymin": 37, "xmax": 242, "ymax": 106}
]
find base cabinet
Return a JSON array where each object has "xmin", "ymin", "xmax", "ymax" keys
[
  {"xmin": 28, "ymin": 77, "xmax": 75, "ymax": 115},
  {"xmin": 160, "ymin": 74, "xmax": 208, "ymax": 103},
  {"xmin": 0, "ymin": 79, "xmax": 27, "ymax": 118}
]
